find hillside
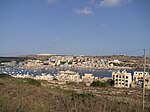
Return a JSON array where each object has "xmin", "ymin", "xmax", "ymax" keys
[{"xmin": 0, "ymin": 74, "xmax": 150, "ymax": 112}]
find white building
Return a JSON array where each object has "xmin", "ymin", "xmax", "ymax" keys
[
  {"xmin": 34, "ymin": 74, "xmax": 53, "ymax": 81},
  {"xmin": 25, "ymin": 60, "xmax": 43, "ymax": 67},
  {"xmin": 56, "ymin": 70, "xmax": 81, "ymax": 83},
  {"xmin": 133, "ymin": 71, "xmax": 149, "ymax": 82},
  {"xmin": 112, "ymin": 70, "xmax": 132, "ymax": 88},
  {"xmin": 133, "ymin": 71, "xmax": 150, "ymax": 89},
  {"xmin": 82, "ymin": 73, "xmax": 94, "ymax": 86}
]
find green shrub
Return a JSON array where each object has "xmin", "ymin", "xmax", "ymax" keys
[
  {"xmin": 19, "ymin": 78, "xmax": 41, "ymax": 86},
  {"xmin": 90, "ymin": 81, "xmax": 108, "ymax": 87},
  {"xmin": 71, "ymin": 92, "xmax": 94, "ymax": 98},
  {"xmin": 90, "ymin": 80, "xmax": 114, "ymax": 87},
  {"xmin": 107, "ymin": 79, "xmax": 115, "ymax": 86},
  {"xmin": 0, "ymin": 73, "xmax": 11, "ymax": 78}
]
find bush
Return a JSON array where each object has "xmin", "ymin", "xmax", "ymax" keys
[
  {"xmin": 70, "ymin": 91, "xmax": 94, "ymax": 99},
  {"xmin": 21, "ymin": 78, "xmax": 41, "ymax": 86},
  {"xmin": 90, "ymin": 80, "xmax": 115, "ymax": 87},
  {"xmin": 107, "ymin": 79, "xmax": 115, "ymax": 86},
  {"xmin": 0, "ymin": 73, "xmax": 11, "ymax": 78},
  {"xmin": 90, "ymin": 81, "xmax": 108, "ymax": 87}
]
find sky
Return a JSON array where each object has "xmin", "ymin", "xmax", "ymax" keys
[{"xmin": 0, "ymin": 0, "xmax": 150, "ymax": 56}]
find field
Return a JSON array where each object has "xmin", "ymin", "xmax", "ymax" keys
[{"xmin": 0, "ymin": 74, "xmax": 150, "ymax": 112}]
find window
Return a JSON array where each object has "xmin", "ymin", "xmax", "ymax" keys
[
  {"xmin": 119, "ymin": 76, "xmax": 121, "ymax": 78},
  {"xmin": 125, "ymin": 80, "xmax": 128, "ymax": 82},
  {"xmin": 125, "ymin": 84, "xmax": 128, "ymax": 86},
  {"xmin": 122, "ymin": 83, "xmax": 124, "ymax": 85},
  {"xmin": 122, "ymin": 76, "xmax": 124, "ymax": 78},
  {"xmin": 119, "ymin": 79, "xmax": 121, "ymax": 81},
  {"xmin": 126, "ymin": 76, "xmax": 128, "ymax": 79},
  {"xmin": 116, "ymin": 75, "xmax": 118, "ymax": 78},
  {"xmin": 116, "ymin": 79, "xmax": 118, "ymax": 81}
]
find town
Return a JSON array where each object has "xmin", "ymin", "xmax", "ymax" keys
[
  {"xmin": 1, "ymin": 54, "xmax": 150, "ymax": 70},
  {"xmin": 1, "ymin": 54, "xmax": 150, "ymax": 112},
  {"xmin": 1, "ymin": 54, "xmax": 150, "ymax": 89},
  {"xmin": 1, "ymin": 0, "xmax": 150, "ymax": 111},
  {"xmin": 1, "ymin": 69, "xmax": 149, "ymax": 89}
]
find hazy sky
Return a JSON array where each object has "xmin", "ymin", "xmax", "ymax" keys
[{"xmin": 0, "ymin": 0, "xmax": 150, "ymax": 56}]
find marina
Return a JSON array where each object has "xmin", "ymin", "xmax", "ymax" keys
[
  {"xmin": 0, "ymin": 66, "xmax": 112, "ymax": 78},
  {"xmin": 1, "ymin": 65, "xmax": 150, "ymax": 79}
]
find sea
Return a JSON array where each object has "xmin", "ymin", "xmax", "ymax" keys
[{"xmin": 0, "ymin": 66, "xmax": 150, "ymax": 78}]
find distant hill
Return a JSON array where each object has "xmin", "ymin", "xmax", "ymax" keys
[{"xmin": 0, "ymin": 57, "xmax": 35, "ymax": 63}]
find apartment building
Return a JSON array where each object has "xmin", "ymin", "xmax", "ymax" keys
[
  {"xmin": 133, "ymin": 71, "xmax": 149, "ymax": 82},
  {"xmin": 133, "ymin": 71, "xmax": 150, "ymax": 89},
  {"xmin": 112, "ymin": 70, "xmax": 132, "ymax": 88}
]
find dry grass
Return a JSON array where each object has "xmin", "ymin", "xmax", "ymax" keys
[{"xmin": 0, "ymin": 76, "xmax": 150, "ymax": 112}]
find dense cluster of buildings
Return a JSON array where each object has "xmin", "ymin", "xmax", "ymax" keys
[
  {"xmin": 9, "ymin": 70, "xmax": 96, "ymax": 86},
  {"xmin": 112, "ymin": 70, "xmax": 150, "ymax": 89},
  {"xmin": 1, "ymin": 55, "xmax": 132, "ymax": 70},
  {"xmin": 1, "ymin": 54, "xmax": 150, "ymax": 89},
  {"xmin": 1, "ymin": 64, "xmax": 150, "ymax": 89},
  {"xmin": 23, "ymin": 56, "xmax": 110, "ymax": 69}
]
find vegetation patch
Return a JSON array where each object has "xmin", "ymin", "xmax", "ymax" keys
[
  {"xmin": 90, "ymin": 80, "xmax": 114, "ymax": 87},
  {"xmin": 90, "ymin": 81, "xmax": 109, "ymax": 87},
  {"xmin": 49, "ymin": 87, "xmax": 94, "ymax": 99},
  {"xmin": 72, "ymin": 92, "xmax": 94, "ymax": 99},
  {"xmin": 0, "ymin": 73, "xmax": 12, "ymax": 78},
  {"xmin": 15, "ymin": 78, "xmax": 41, "ymax": 86},
  {"xmin": 22, "ymin": 78, "xmax": 41, "ymax": 86}
]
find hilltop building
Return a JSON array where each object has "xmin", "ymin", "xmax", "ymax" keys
[
  {"xmin": 112, "ymin": 70, "xmax": 150, "ymax": 89},
  {"xmin": 112, "ymin": 70, "xmax": 132, "ymax": 88},
  {"xmin": 133, "ymin": 71, "xmax": 149, "ymax": 82},
  {"xmin": 132, "ymin": 71, "xmax": 150, "ymax": 89}
]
